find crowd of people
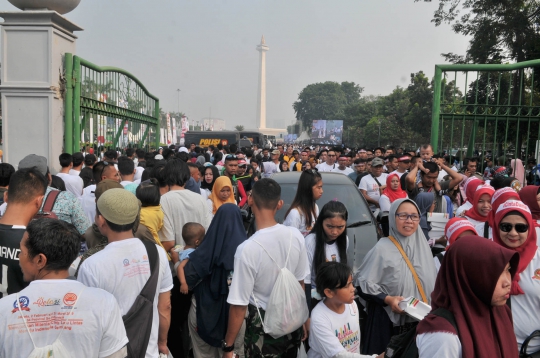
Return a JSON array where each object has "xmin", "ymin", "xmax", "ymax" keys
[{"xmin": 0, "ymin": 141, "xmax": 538, "ymax": 358}]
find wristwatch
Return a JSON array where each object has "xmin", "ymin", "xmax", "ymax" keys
[{"xmin": 221, "ymin": 340, "xmax": 234, "ymax": 353}]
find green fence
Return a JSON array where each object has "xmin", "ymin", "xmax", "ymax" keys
[
  {"xmin": 64, "ymin": 53, "xmax": 160, "ymax": 154},
  {"xmin": 431, "ymin": 59, "xmax": 540, "ymax": 165}
]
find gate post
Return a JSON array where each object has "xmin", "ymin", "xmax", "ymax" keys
[
  {"xmin": 431, "ymin": 65, "xmax": 443, "ymax": 153},
  {"xmin": 0, "ymin": 11, "xmax": 82, "ymax": 172}
]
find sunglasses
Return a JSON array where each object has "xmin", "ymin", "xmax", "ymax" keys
[
  {"xmin": 401, "ymin": 160, "xmax": 411, "ymax": 164},
  {"xmin": 99, "ymin": 161, "xmax": 115, "ymax": 179},
  {"xmin": 225, "ymin": 154, "xmax": 237, "ymax": 160},
  {"xmin": 499, "ymin": 223, "xmax": 529, "ymax": 233}
]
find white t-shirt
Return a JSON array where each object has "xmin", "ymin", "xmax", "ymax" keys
[
  {"xmin": 134, "ymin": 166, "xmax": 145, "ymax": 182},
  {"xmin": 512, "ymin": 249, "xmax": 540, "ymax": 354},
  {"xmin": 308, "ymin": 301, "xmax": 375, "ymax": 358},
  {"xmin": 417, "ymin": 332, "xmax": 462, "ymax": 358},
  {"xmin": 389, "ymin": 170, "xmax": 407, "ymax": 178},
  {"xmin": 227, "ymin": 224, "xmax": 309, "ymax": 310},
  {"xmin": 78, "ymin": 238, "xmax": 174, "ymax": 358},
  {"xmin": 331, "ymin": 167, "xmax": 354, "ymax": 175},
  {"xmin": 56, "ymin": 172, "xmax": 84, "ymax": 197},
  {"xmin": 283, "ymin": 206, "xmax": 319, "ymax": 237},
  {"xmin": 463, "ymin": 216, "xmax": 483, "ymax": 228},
  {"xmin": 0, "ymin": 279, "xmax": 128, "ymax": 358},
  {"xmin": 305, "ymin": 233, "xmax": 349, "ymax": 288},
  {"xmin": 316, "ymin": 162, "xmax": 337, "ymax": 172},
  {"xmin": 455, "ymin": 202, "xmax": 472, "ymax": 217},
  {"xmin": 438, "ymin": 169, "xmax": 448, "ymax": 182},
  {"xmin": 379, "ymin": 195, "xmax": 391, "ymax": 212},
  {"xmin": 158, "ymin": 189, "xmax": 211, "ymax": 246},
  {"xmin": 68, "ymin": 168, "xmax": 81, "ymax": 176},
  {"xmin": 81, "ymin": 184, "xmax": 97, "ymax": 224},
  {"xmin": 359, "ymin": 173, "xmax": 388, "ymax": 210}
]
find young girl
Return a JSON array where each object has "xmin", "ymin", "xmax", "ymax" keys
[
  {"xmin": 200, "ymin": 165, "xmax": 220, "ymax": 201},
  {"xmin": 136, "ymin": 178, "xmax": 169, "ymax": 258},
  {"xmin": 309, "ymin": 262, "xmax": 383, "ymax": 358},
  {"xmin": 463, "ymin": 184, "xmax": 495, "ymax": 227},
  {"xmin": 283, "ymin": 169, "xmax": 323, "ymax": 236},
  {"xmin": 306, "ymin": 201, "xmax": 349, "ymax": 308}
]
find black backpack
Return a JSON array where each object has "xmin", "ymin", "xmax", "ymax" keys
[
  {"xmin": 385, "ymin": 308, "xmax": 457, "ymax": 358},
  {"xmin": 122, "ymin": 239, "xmax": 159, "ymax": 358}
]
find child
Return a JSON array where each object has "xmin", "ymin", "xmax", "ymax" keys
[
  {"xmin": 136, "ymin": 179, "xmax": 169, "ymax": 259},
  {"xmin": 176, "ymin": 222, "xmax": 205, "ymax": 294},
  {"xmin": 309, "ymin": 262, "xmax": 383, "ymax": 358}
]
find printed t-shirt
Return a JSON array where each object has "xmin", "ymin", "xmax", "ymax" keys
[
  {"xmin": 0, "ymin": 224, "xmax": 27, "ymax": 298},
  {"xmin": 305, "ymin": 233, "xmax": 349, "ymax": 288},
  {"xmin": 417, "ymin": 332, "xmax": 462, "ymax": 358},
  {"xmin": 77, "ymin": 238, "xmax": 174, "ymax": 358},
  {"xmin": 308, "ymin": 301, "xmax": 375, "ymax": 358},
  {"xmin": 0, "ymin": 279, "xmax": 128, "ymax": 358},
  {"xmin": 227, "ymin": 224, "xmax": 309, "ymax": 310},
  {"xmin": 359, "ymin": 173, "xmax": 388, "ymax": 210},
  {"xmin": 316, "ymin": 162, "xmax": 336, "ymax": 172},
  {"xmin": 512, "ymin": 249, "xmax": 540, "ymax": 354},
  {"xmin": 331, "ymin": 167, "xmax": 354, "ymax": 175}
]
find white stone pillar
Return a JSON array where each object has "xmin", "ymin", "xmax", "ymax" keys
[
  {"xmin": 256, "ymin": 35, "xmax": 269, "ymax": 130},
  {"xmin": 0, "ymin": 11, "xmax": 82, "ymax": 173}
]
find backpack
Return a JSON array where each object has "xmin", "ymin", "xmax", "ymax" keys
[
  {"xmin": 251, "ymin": 232, "xmax": 309, "ymax": 339},
  {"xmin": 385, "ymin": 308, "xmax": 457, "ymax": 358},
  {"xmin": 33, "ymin": 190, "xmax": 60, "ymax": 220},
  {"xmin": 16, "ymin": 288, "xmax": 84, "ymax": 357},
  {"xmin": 122, "ymin": 239, "xmax": 160, "ymax": 358}
]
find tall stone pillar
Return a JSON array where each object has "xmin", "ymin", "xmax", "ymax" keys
[
  {"xmin": 0, "ymin": 11, "xmax": 82, "ymax": 172},
  {"xmin": 256, "ymin": 35, "xmax": 269, "ymax": 130}
]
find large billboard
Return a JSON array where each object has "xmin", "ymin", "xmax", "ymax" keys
[{"xmin": 310, "ymin": 120, "xmax": 343, "ymax": 145}]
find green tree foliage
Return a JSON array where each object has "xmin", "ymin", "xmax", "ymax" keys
[
  {"xmin": 293, "ymin": 81, "xmax": 363, "ymax": 128},
  {"xmin": 234, "ymin": 125, "xmax": 245, "ymax": 131}
]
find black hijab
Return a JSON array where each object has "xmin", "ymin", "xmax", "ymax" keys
[{"xmin": 200, "ymin": 165, "xmax": 220, "ymax": 191}]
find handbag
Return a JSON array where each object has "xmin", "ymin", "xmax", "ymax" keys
[
  {"xmin": 520, "ymin": 330, "xmax": 540, "ymax": 358},
  {"xmin": 388, "ymin": 235, "xmax": 428, "ymax": 303}
]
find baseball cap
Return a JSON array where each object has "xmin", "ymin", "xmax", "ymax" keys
[
  {"xmin": 371, "ymin": 157, "xmax": 384, "ymax": 167},
  {"xmin": 271, "ymin": 150, "xmax": 280, "ymax": 155},
  {"xmin": 154, "ymin": 154, "xmax": 164, "ymax": 160},
  {"xmin": 19, "ymin": 154, "xmax": 48, "ymax": 175},
  {"xmin": 178, "ymin": 147, "xmax": 189, "ymax": 153},
  {"xmin": 238, "ymin": 159, "xmax": 247, "ymax": 166},
  {"xmin": 97, "ymin": 188, "xmax": 139, "ymax": 225}
]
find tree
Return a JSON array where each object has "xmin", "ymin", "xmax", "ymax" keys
[
  {"xmin": 293, "ymin": 81, "xmax": 363, "ymax": 129},
  {"xmin": 417, "ymin": 0, "xmax": 540, "ymax": 64},
  {"xmin": 234, "ymin": 125, "xmax": 245, "ymax": 131}
]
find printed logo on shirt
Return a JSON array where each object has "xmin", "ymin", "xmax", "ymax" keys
[
  {"xmin": 143, "ymin": 255, "xmax": 148, "ymax": 261},
  {"xmin": 532, "ymin": 269, "xmax": 540, "ymax": 280},
  {"xmin": 123, "ymin": 259, "xmax": 130, "ymax": 266},
  {"xmin": 33, "ymin": 297, "xmax": 61, "ymax": 308},
  {"xmin": 335, "ymin": 323, "xmax": 360, "ymax": 352},
  {"xmin": 131, "ymin": 258, "xmax": 140, "ymax": 264},
  {"xmin": 63, "ymin": 293, "xmax": 77, "ymax": 306},
  {"xmin": 12, "ymin": 296, "xmax": 30, "ymax": 313},
  {"xmin": 0, "ymin": 245, "xmax": 20, "ymax": 260}
]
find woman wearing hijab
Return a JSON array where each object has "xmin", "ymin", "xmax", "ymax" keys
[
  {"xmin": 196, "ymin": 155, "xmax": 206, "ymax": 166},
  {"xmin": 417, "ymin": 236, "xmax": 519, "ymax": 358},
  {"xmin": 455, "ymin": 177, "xmax": 483, "ymax": 217},
  {"xmin": 354, "ymin": 198, "xmax": 437, "ymax": 355},
  {"xmin": 477, "ymin": 187, "xmax": 520, "ymax": 239},
  {"xmin": 511, "ymin": 158, "xmax": 526, "ymax": 188},
  {"xmin": 184, "ymin": 204, "xmax": 248, "ymax": 357},
  {"xmin": 434, "ymin": 217, "xmax": 478, "ymax": 272},
  {"xmin": 207, "ymin": 176, "xmax": 236, "ymax": 218},
  {"xmin": 200, "ymin": 165, "xmax": 220, "ymax": 201},
  {"xmin": 414, "ymin": 192, "xmax": 435, "ymax": 241},
  {"xmin": 379, "ymin": 173, "xmax": 408, "ymax": 212},
  {"xmin": 519, "ymin": 185, "xmax": 540, "ymax": 225},
  {"xmin": 492, "ymin": 200, "xmax": 540, "ymax": 355},
  {"xmin": 462, "ymin": 184, "xmax": 494, "ymax": 227}
]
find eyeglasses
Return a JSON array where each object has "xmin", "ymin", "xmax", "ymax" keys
[
  {"xmin": 499, "ymin": 223, "xmax": 529, "ymax": 233},
  {"xmin": 395, "ymin": 213, "xmax": 421, "ymax": 222}
]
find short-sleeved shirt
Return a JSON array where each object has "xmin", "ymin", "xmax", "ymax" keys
[
  {"xmin": 227, "ymin": 224, "xmax": 309, "ymax": 310},
  {"xmin": 0, "ymin": 224, "xmax": 27, "ymax": 298},
  {"xmin": 42, "ymin": 187, "xmax": 91, "ymax": 235},
  {"xmin": 77, "ymin": 238, "xmax": 173, "ymax": 358},
  {"xmin": 0, "ymin": 279, "xmax": 128, "ymax": 358},
  {"xmin": 359, "ymin": 173, "xmax": 388, "ymax": 210}
]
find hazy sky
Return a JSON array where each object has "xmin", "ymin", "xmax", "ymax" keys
[{"xmin": 2, "ymin": 0, "xmax": 469, "ymax": 130}]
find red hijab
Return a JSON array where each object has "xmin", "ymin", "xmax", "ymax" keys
[
  {"xmin": 492, "ymin": 200, "xmax": 538, "ymax": 295},
  {"xmin": 519, "ymin": 185, "xmax": 540, "ymax": 221},
  {"xmin": 487, "ymin": 187, "xmax": 521, "ymax": 229},
  {"xmin": 381, "ymin": 173, "xmax": 407, "ymax": 203},
  {"xmin": 444, "ymin": 217, "xmax": 478, "ymax": 248},
  {"xmin": 464, "ymin": 177, "xmax": 483, "ymax": 203},
  {"xmin": 417, "ymin": 236, "xmax": 519, "ymax": 358},
  {"xmin": 464, "ymin": 185, "xmax": 494, "ymax": 223}
]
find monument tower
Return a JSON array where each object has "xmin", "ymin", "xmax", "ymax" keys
[{"xmin": 256, "ymin": 35, "xmax": 269, "ymax": 130}]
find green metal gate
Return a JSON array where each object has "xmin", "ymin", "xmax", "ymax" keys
[
  {"xmin": 431, "ymin": 59, "xmax": 540, "ymax": 164},
  {"xmin": 64, "ymin": 53, "xmax": 160, "ymax": 154}
]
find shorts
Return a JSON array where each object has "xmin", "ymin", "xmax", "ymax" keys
[{"xmin": 244, "ymin": 304, "xmax": 303, "ymax": 358}]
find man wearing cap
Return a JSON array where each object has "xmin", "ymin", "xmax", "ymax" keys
[
  {"xmin": 236, "ymin": 159, "xmax": 252, "ymax": 191},
  {"xmin": 0, "ymin": 168, "xmax": 47, "ymax": 298},
  {"xmin": 78, "ymin": 188, "xmax": 173, "ymax": 358},
  {"xmin": 316, "ymin": 149, "xmax": 337, "ymax": 172},
  {"xmin": 331, "ymin": 155, "xmax": 354, "ymax": 175},
  {"xmin": 391, "ymin": 155, "xmax": 411, "ymax": 178},
  {"xmin": 18, "ymin": 154, "xmax": 91, "ymax": 236},
  {"xmin": 271, "ymin": 149, "xmax": 281, "ymax": 172},
  {"xmin": 359, "ymin": 157, "xmax": 388, "ymax": 211}
]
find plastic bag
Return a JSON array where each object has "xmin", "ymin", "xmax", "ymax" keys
[{"xmin": 297, "ymin": 342, "xmax": 308, "ymax": 358}]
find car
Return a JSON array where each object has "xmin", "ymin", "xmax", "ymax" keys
[{"xmin": 271, "ymin": 171, "xmax": 380, "ymax": 273}]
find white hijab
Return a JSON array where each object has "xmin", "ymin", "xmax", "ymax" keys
[{"xmin": 354, "ymin": 198, "xmax": 437, "ymax": 325}]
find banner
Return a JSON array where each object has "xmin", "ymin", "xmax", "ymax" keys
[
  {"xmin": 172, "ymin": 117, "xmax": 177, "ymax": 145},
  {"xmin": 166, "ymin": 112, "xmax": 172, "ymax": 145},
  {"xmin": 181, "ymin": 115, "xmax": 189, "ymax": 138}
]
